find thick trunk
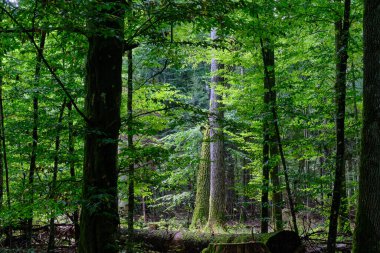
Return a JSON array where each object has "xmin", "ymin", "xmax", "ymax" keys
[
  {"xmin": 206, "ymin": 28, "xmax": 226, "ymax": 233},
  {"xmin": 26, "ymin": 30, "xmax": 47, "ymax": 247},
  {"xmin": 327, "ymin": 0, "xmax": 351, "ymax": 252},
  {"xmin": 191, "ymin": 127, "xmax": 211, "ymax": 229},
  {"xmin": 79, "ymin": 1, "xmax": 124, "ymax": 253},
  {"xmin": 353, "ymin": 0, "xmax": 380, "ymax": 252}
]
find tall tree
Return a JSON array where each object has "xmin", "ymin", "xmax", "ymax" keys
[
  {"xmin": 26, "ymin": 28, "xmax": 47, "ymax": 248},
  {"xmin": 79, "ymin": 1, "xmax": 125, "ymax": 252},
  {"xmin": 353, "ymin": 0, "xmax": 380, "ymax": 251},
  {"xmin": 327, "ymin": 0, "xmax": 351, "ymax": 252},
  {"xmin": 68, "ymin": 102, "xmax": 80, "ymax": 244},
  {"xmin": 260, "ymin": 37, "xmax": 282, "ymax": 233},
  {"xmin": 191, "ymin": 126, "xmax": 211, "ymax": 229},
  {"xmin": 206, "ymin": 28, "xmax": 226, "ymax": 233},
  {"xmin": 127, "ymin": 48, "xmax": 135, "ymax": 237}
]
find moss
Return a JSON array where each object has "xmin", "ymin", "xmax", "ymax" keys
[{"xmin": 191, "ymin": 127, "xmax": 211, "ymax": 230}]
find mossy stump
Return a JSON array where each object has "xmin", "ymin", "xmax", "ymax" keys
[{"xmin": 202, "ymin": 242, "xmax": 270, "ymax": 253}]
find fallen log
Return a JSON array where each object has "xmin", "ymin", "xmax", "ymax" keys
[
  {"xmin": 202, "ymin": 242, "xmax": 270, "ymax": 253},
  {"xmin": 121, "ymin": 229, "xmax": 304, "ymax": 253}
]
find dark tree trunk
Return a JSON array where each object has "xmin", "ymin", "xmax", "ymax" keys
[
  {"xmin": 26, "ymin": 30, "xmax": 46, "ymax": 248},
  {"xmin": 47, "ymin": 99, "xmax": 66, "ymax": 253},
  {"xmin": 68, "ymin": 102, "xmax": 80, "ymax": 244},
  {"xmin": 79, "ymin": 1, "xmax": 125, "ymax": 252},
  {"xmin": 0, "ymin": 61, "xmax": 10, "ymax": 210},
  {"xmin": 260, "ymin": 38, "xmax": 278, "ymax": 233},
  {"xmin": 191, "ymin": 127, "xmax": 211, "ymax": 229},
  {"xmin": 353, "ymin": 0, "xmax": 380, "ymax": 252},
  {"xmin": 261, "ymin": 122, "xmax": 270, "ymax": 233},
  {"xmin": 260, "ymin": 37, "xmax": 298, "ymax": 234},
  {"xmin": 270, "ymin": 144, "xmax": 283, "ymax": 231},
  {"xmin": 206, "ymin": 28, "xmax": 226, "ymax": 233},
  {"xmin": 127, "ymin": 48, "xmax": 135, "ymax": 237},
  {"xmin": 327, "ymin": 0, "xmax": 351, "ymax": 252}
]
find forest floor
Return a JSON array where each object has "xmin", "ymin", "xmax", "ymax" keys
[{"xmin": 0, "ymin": 220, "xmax": 353, "ymax": 252}]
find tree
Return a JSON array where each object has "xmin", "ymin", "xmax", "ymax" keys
[
  {"xmin": 327, "ymin": 0, "xmax": 351, "ymax": 252},
  {"xmin": 191, "ymin": 126, "xmax": 211, "ymax": 229},
  {"xmin": 353, "ymin": 0, "xmax": 380, "ymax": 251},
  {"xmin": 26, "ymin": 27, "xmax": 47, "ymax": 248},
  {"xmin": 79, "ymin": 1, "xmax": 125, "ymax": 252},
  {"xmin": 206, "ymin": 28, "xmax": 226, "ymax": 233}
]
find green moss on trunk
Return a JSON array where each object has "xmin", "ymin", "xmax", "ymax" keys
[{"xmin": 191, "ymin": 127, "xmax": 211, "ymax": 229}]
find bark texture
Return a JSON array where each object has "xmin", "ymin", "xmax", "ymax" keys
[
  {"xmin": 353, "ymin": 0, "xmax": 380, "ymax": 252},
  {"xmin": 79, "ymin": 1, "xmax": 124, "ymax": 253},
  {"xmin": 327, "ymin": 0, "xmax": 351, "ymax": 252},
  {"xmin": 206, "ymin": 28, "xmax": 226, "ymax": 233},
  {"xmin": 191, "ymin": 127, "xmax": 211, "ymax": 229}
]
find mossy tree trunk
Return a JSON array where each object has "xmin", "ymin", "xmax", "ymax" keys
[
  {"xmin": 353, "ymin": 0, "xmax": 380, "ymax": 252},
  {"xmin": 191, "ymin": 127, "xmax": 211, "ymax": 229},
  {"xmin": 79, "ymin": 1, "xmax": 125, "ymax": 253},
  {"xmin": 206, "ymin": 28, "xmax": 226, "ymax": 233}
]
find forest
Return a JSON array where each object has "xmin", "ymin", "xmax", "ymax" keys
[{"xmin": 0, "ymin": 0, "xmax": 379, "ymax": 252}]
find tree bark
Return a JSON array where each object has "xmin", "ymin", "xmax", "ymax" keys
[
  {"xmin": 0, "ymin": 59, "xmax": 3, "ymax": 209},
  {"xmin": 206, "ymin": 28, "xmax": 226, "ymax": 233},
  {"xmin": 260, "ymin": 37, "xmax": 298, "ymax": 234},
  {"xmin": 127, "ymin": 48, "xmax": 135, "ymax": 237},
  {"xmin": 353, "ymin": 0, "xmax": 380, "ymax": 252},
  {"xmin": 79, "ymin": 1, "xmax": 125, "ymax": 252},
  {"xmin": 68, "ymin": 102, "xmax": 80, "ymax": 244},
  {"xmin": 270, "ymin": 144, "xmax": 283, "ymax": 231},
  {"xmin": 327, "ymin": 0, "xmax": 351, "ymax": 252},
  {"xmin": 191, "ymin": 127, "xmax": 211, "ymax": 229}
]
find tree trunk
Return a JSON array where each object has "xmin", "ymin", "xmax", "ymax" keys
[
  {"xmin": 327, "ymin": 0, "xmax": 351, "ymax": 252},
  {"xmin": 127, "ymin": 48, "xmax": 135, "ymax": 237},
  {"xmin": 353, "ymin": 0, "xmax": 380, "ymax": 252},
  {"xmin": 79, "ymin": 1, "xmax": 125, "ymax": 252},
  {"xmin": 0, "ymin": 59, "xmax": 10, "ymax": 210},
  {"xmin": 260, "ymin": 37, "xmax": 298, "ymax": 234},
  {"xmin": 0, "ymin": 59, "xmax": 3, "ymax": 209},
  {"xmin": 261, "ymin": 122, "xmax": 270, "ymax": 233},
  {"xmin": 191, "ymin": 127, "xmax": 211, "ymax": 229},
  {"xmin": 270, "ymin": 144, "xmax": 283, "ymax": 231},
  {"xmin": 47, "ymin": 99, "xmax": 66, "ymax": 253},
  {"xmin": 206, "ymin": 28, "xmax": 226, "ymax": 233},
  {"xmin": 26, "ymin": 30, "xmax": 47, "ymax": 248},
  {"xmin": 68, "ymin": 102, "xmax": 80, "ymax": 244}
]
